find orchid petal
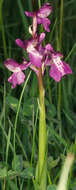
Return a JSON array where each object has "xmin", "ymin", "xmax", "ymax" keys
[
  {"xmin": 37, "ymin": 17, "xmax": 50, "ymax": 32},
  {"xmin": 49, "ymin": 56, "xmax": 72, "ymax": 82},
  {"xmin": 45, "ymin": 44, "xmax": 54, "ymax": 52},
  {"xmin": 4, "ymin": 58, "xmax": 30, "ymax": 72},
  {"xmin": 8, "ymin": 71, "xmax": 25, "ymax": 88},
  {"xmin": 15, "ymin": 39, "xmax": 25, "ymax": 48},
  {"xmin": 37, "ymin": 3, "xmax": 53, "ymax": 18},
  {"xmin": 29, "ymin": 50, "xmax": 42, "ymax": 67},
  {"xmin": 20, "ymin": 62, "xmax": 31, "ymax": 70},
  {"xmin": 24, "ymin": 11, "xmax": 34, "ymax": 17},
  {"xmin": 4, "ymin": 59, "xmax": 20, "ymax": 72},
  {"xmin": 49, "ymin": 64, "xmax": 63, "ymax": 82},
  {"xmin": 62, "ymin": 61, "xmax": 72, "ymax": 74},
  {"xmin": 39, "ymin": 32, "xmax": 45, "ymax": 43}
]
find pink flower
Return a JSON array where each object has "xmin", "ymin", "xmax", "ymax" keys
[
  {"xmin": 4, "ymin": 59, "xmax": 31, "ymax": 88},
  {"xmin": 15, "ymin": 37, "xmax": 72, "ymax": 82},
  {"xmin": 50, "ymin": 54, "xmax": 72, "ymax": 82},
  {"xmin": 25, "ymin": 3, "xmax": 53, "ymax": 32},
  {"xmin": 45, "ymin": 44, "xmax": 72, "ymax": 81},
  {"xmin": 15, "ymin": 33, "xmax": 45, "ymax": 68},
  {"xmin": 3, "ymin": 3, "xmax": 72, "ymax": 88}
]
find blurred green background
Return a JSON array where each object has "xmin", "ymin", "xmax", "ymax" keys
[{"xmin": 0, "ymin": 0, "xmax": 76, "ymax": 189}]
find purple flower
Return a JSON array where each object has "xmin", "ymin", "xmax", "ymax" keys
[
  {"xmin": 50, "ymin": 54, "xmax": 72, "ymax": 82},
  {"xmin": 25, "ymin": 3, "xmax": 53, "ymax": 32},
  {"xmin": 4, "ymin": 59, "xmax": 31, "ymax": 88},
  {"xmin": 15, "ymin": 33, "xmax": 45, "ymax": 49},
  {"xmin": 16, "ymin": 33, "xmax": 45, "ymax": 68},
  {"xmin": 45, "ymin": 44, "xmax": 72, "ymax": 81},
  {"xmin": 15, "ymin": 37, "xmax": 72, "ymax": 82}
]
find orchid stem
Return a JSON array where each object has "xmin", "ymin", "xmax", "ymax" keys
[{"xmin": 36, "ymin": 68, "xmax": 47, "ymax": 190}]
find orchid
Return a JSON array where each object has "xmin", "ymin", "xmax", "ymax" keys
[
  {"xmin": 25, "ymin": 3, "xmax": 53, "ymax": 32},
  {"xmin": 4, "ymin": 59, "xmax": 31, "ymax": 88},
  {"xmin": 49, "ymin": 53, "xmax": 72, "ymax": 82},
  {"xmin": 3, "ymin": 3, "xmax": 73, "ymax": 190},
  {"xmin": 44, "ymin": 44, "xmax": 72, "ymax": 81},
  {"xmin": 15, "ymin": 33, "xmax": 45, "ymax": 68}
]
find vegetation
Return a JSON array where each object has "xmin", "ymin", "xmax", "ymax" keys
[{"xmin": 0, "ymin": 0, "xmax": 76, "ymax": 189}]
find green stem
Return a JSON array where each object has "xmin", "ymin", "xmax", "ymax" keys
[
  {"xmin": 38, "ymin": 0, "xmax": 41, "ymax": 9},
  {"xmin": 0, "ymin": 1, "xmax": 7, "ymax": 58},
  {"xmin": 57, "ymin": 0, "xmax": 64, "ymax": 136},
  {"xmin": 46, "ymin": 68, "xmax": 52, "ymax": 104},
  {"xmin": 13, "ymin": 71, "xmax": 31, "ymax": 168},
  {"xmin": 60, "ymin": 0, "xmax": 64, "ymax": 50},
  {"xmin": 36, "ymin": 68, "xmax": 47, "ymax": 190},
  {"xmin": 31, "ymin": 107, "xmax": 38, "ymax": 166},
  {"xmin": 57, "ymin": 81, "xmax": 62, "ymax": 136}
]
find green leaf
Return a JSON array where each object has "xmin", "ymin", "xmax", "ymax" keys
[
  {"xmin": 46, "ymin": 103, "xmax": 56, "ymax": 118},
  {"xmin": 8, "ymin": 180, "xmax": 18, "ymax": 190},
  {"xmin": 12, "ymin": 155, "xmax": 23, "ymax": 172},
  {"xmin": 6, "ymin": 96, "xmax": 19, "ymax": 112},
  {"xmin": 0, "ymin": 167, "xmax": 7, "ymax": 178},
  {"xmin": 48, "ymin": 156, "xmax": 60, "ymax": 170},
  {"xmin": 33, "ymin": 179, "xmax": 41, "ymax": 190},
  {"xmin": 48, "ymin": 125, "xmax": 68, "ymax": 147},
  {"xmin": 19, "ymin": 167, "xmax": 35, "ymax": 179},
  {"xmin": 63, "ymin": 109, "xmax": 74, "ymax": 126},
  {"xmin": 23, "ymin": 98, "xmax": 37, "ymax": 117},
  {"xmin": 23, "ymin": 99, "xmax": 33, "ymax": 116},
  {"xmin": 0, "ymin": 166, "xmax": 17, "ymax": 179},
  {"xmin": 47, "ymin": 185, "xmax": 57, "ymax": 190},
  {"xmin": 29, "ymin": 74, "xmax": 38, "ymax": 97},
  {"xmin": 49, "ymin": 104, "xmax": 56, "ymax": 118}
]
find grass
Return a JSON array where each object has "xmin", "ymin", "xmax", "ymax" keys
[{"xmin": 0, "ymin": 0, "xmax": 76, "ymax": 189}]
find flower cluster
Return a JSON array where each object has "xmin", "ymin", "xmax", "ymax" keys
[{"xmin": 4, "ymin": 3, "xmax": 72, "ymax": 88}]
